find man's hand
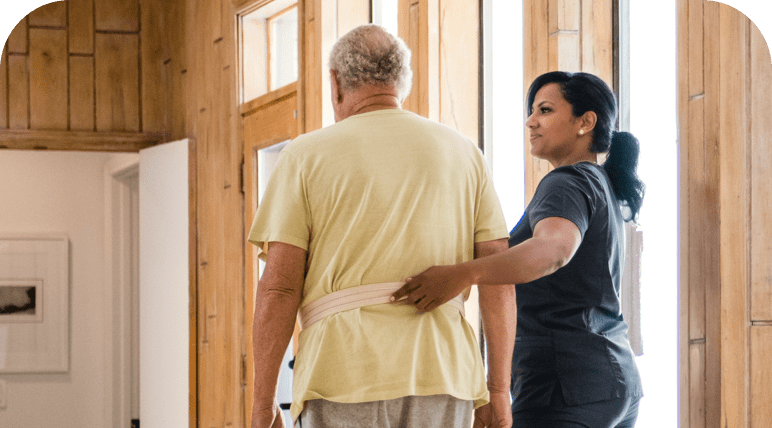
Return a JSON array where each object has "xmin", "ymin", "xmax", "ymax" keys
[
  {"xmin": 391, "ymin": 264, "xmax": 474, "ymax": 312},
  {"xmin": 251, "ymin": 399, "xmax": 285, "ymax": 428},
  {"xmin": 473, "ymin": 391, "xmax": 512, "ymax": 428}
]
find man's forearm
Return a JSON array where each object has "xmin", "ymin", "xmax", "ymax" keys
[
  {"xmin": 252, "ymin": 286, "xmax": 302, "ymax": 405},
  {"xmin": 475, "ymin": 239, "xmax": 517, "ymax": 392},
  {"xmin": 252, "ymin": 242, "xmax": 306, "ymax": 408}
]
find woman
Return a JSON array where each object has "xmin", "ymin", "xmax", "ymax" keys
[{"xmin": 392, "ymin": 71, "xmax": 644, "ymax": 427}]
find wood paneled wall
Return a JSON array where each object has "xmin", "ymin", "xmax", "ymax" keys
[
  {"xmin": 183, "ymin": 0, "xmax": 242, "ymax": 426},
  {"xmin": 522, "ymin": 0, "xmax": 613, "ymax": 201},
  {"xmin": 0, "ymin": 0, "xmax": 185, "ymax": 151},
  {"xmin": 677, "ymin": 1, "xmax": 772, "ymax": 426},
  {"xmin": 397, "ymin": 0, "xmax": 479, "ymax": 145}
]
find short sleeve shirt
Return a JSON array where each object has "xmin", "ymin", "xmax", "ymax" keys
[
  {"xmin": 508, "ymin": 162, "xmax": 643, "ymax": 409},
  {"xmin": 249, "ymin": 109, "xmax": 508, "ymax": 420}
]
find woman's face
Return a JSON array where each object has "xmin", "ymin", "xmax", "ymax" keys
[{"xmin": 525, "ymin": 83, "xmax": 584, "ymax": 166}]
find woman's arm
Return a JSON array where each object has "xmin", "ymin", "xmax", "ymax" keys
[{"xmin": 392, "ymin": 216, "xmax": 582, "ymax": 312}]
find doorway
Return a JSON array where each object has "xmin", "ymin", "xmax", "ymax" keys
[
  {"xmin": 105, "ymin": 154, "xmax": 141, "ymax": 428},
  {"xmin": 239, "ymin": 1, "xmax": 301, "ymax": 425}
]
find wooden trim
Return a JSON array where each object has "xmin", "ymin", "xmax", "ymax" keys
[
  {"xmin": 266, "ymin": 14, "xmax": 273, "ymax": 91},
  {"xmin": 0, "ymin": 129, "xmax": 163, "ymax": 151},
  {"xmin": 750, "ymin": 22, "xmax": 772, "ymax": 322},
  {"xmin": 269, "ymin": 3, "xmax": 299, "ymax": 21},
  {"xmin": 235, "ymin": 0, "xmax": 276, "ymax": 15},
  {"xmin": 297, "ymin": 0, "xmax": 306, "ymax": 135},
  {"xmin": 478, "ymin": 0, "xmax": 485, "ymax": 151},
  {"xmin": 240, "ymin": 81, "xmax": 298, "ymax": 115},
  {"xmin": 188, "ymin": 138, "xmax": 198, "ymax": 428},
  {"xmin": 718, "ymin": 6, "xmax": 750, "ymax": 427},
  {"xmin": 676, "ymin": 2, "xmax": 689, "ymax": 426}
]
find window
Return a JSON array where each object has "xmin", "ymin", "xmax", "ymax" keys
[
  {"xmin": 371, "ymin": 0, "xmax": 399, "ymax": 36},
  {"xmin": 269, "ymin": 6, "xmax": 299, "ymax": 90},
  {"xmin": 483, "ymin": 0, "xmax": 526, "ymax": 228},
  {"xmin": 240, "ymin": 1, "xmax": 299, "ymax": 103},
  {"xmin": 624, "ymin": 0, "xmax": 678, "ymax": 426}
]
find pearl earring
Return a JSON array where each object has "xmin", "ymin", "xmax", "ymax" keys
[{"xmin": 579, "ymin": 129, "xmax": 585, "ymax": 135}]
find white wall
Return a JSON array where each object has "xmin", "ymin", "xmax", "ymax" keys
[{"xmin": 0, "ymin": 150, "xmax": 121, "ymax": 427}]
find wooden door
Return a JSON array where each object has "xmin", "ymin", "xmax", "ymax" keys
[{"xmin": 242, "ymin": 81, "xmax": 299, "ymax": 426}]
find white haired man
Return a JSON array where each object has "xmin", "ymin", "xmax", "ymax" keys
[{"xmin": 249, "ymin": 24, "xmax": 516, "ymax": 428}]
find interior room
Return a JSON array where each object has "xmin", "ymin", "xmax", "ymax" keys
[{"xmin": 0, "ymin": 0, "xmax": 769, "ymax": 427}]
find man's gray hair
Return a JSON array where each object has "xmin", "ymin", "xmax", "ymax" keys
[{"xmin": 329, "ymin": 25, "xmax": 413, "ymax": 101}]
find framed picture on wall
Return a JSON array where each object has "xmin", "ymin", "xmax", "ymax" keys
[
  {"xmin": 0, "ymin": 279, "xmax": 44, "ymax": 323},
  {"xmin": 0, "ymin": 236, "xmax": 69, "ymax": 373}
]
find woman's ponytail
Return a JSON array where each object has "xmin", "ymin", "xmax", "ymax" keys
[{"xmin": 603, "ymin": 131, "xmax": 645, "ymax": 222}]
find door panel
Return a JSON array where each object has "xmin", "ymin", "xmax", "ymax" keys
[
  {"xmin": 139, "ymin": 139, "xmax": 190, "ymax": 428},
  {"xmin": 243, "ymin": 88, "xmax": 299, "ymax": 427}
]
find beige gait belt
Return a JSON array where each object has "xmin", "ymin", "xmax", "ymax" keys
[{"xmin": 298, "ymin": 282, "xmax": 466, "ymax": 330}]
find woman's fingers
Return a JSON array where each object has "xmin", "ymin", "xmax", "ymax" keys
[
  {"xmin": 391, "ymin": 276, "xmax": 421, "ymax": 301},
  {"xmin": 390, "ymin": 284, "xmax": 410, "ymax": 301}
]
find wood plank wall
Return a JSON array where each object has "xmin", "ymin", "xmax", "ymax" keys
[
  {"xmin": 397, "ymin": 0, "xmax": 479, "ymax": 145},
  {"xmin": 398, "ymin": 0, "xmax": 439, "ymax": 121},
  {"xmin": 182, "ymin": 0, "xmax": 242, "ymax": 425},
  {"xmin": 677, "ymin": 1, "xmax": 772, "ymax": 426},
  {"xmin": 522, "ymin": 0, "xmax": 612, "ymax": 201},
  {"xmin": 0, "ymin": 0, "xmax": 184, "ymax": 151}
]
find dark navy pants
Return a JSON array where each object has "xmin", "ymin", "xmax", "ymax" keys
[{"xmin": 511, "ymin": 383, "xmax": 640, "ymax": 428}]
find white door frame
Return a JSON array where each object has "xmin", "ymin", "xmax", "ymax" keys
[{"xmin": 104, "ymin": 154, "xmax": 140, "ymax": 428}]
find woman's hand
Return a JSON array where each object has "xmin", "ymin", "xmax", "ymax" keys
[
  {"xmin": 473, "ymin": 391, "xmax": 512, "ymax": 428},
  {"xmin": 391, "ymin": 264, "xmax": 474, "ymax": 312}
]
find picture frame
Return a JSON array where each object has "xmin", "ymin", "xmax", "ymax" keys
[{"xmin": 0, "ymin": 236, "xmax": 69, "ymax": 373}]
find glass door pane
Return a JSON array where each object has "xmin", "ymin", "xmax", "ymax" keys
[{"xmin": 270, "ymin": 7, "xmax": 299, "ymax": 90}]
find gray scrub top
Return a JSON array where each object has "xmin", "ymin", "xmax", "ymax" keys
[{"xmin": 508, "ymin": 162, "xmax": 643, "ymax": 410}]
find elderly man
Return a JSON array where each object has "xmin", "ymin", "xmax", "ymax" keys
[{"xmin": 249, "ymin": 24, "xmax": 516, "ymax": 428}]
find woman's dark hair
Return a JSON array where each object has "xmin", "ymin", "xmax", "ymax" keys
[{"xmin": 527, "ymin": 71, "xmax": 645, "ymax": 222}]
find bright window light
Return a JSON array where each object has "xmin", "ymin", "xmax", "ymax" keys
[
  {"xmin": 372, "ymin": 0, "xmax": 399, "ymax": 36},
  {"xmin": 627, "ymin": 1, "xmax": 678, "ymax": 426},
  {"xmin": 270, "ymin": 7, "xmax": 299, "ymax": 90},
  {"xmin": 240, "ymin": 1, "xmax": 298, "ymax": 103},
  {"xmin": 485, "ymin": 0, "xmax": 525, "ymax": 228}
]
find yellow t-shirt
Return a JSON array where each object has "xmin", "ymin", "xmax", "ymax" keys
[{"xmin": 248, "ymin": 109, "xmax": 508, "ymax": 421}]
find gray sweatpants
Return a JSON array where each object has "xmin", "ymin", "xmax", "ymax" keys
[{"xmin": 295, "ymin": 394, "xmax": 474, "ymax": 428}]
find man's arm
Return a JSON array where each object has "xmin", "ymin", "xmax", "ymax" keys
[
  {"xmin": 475, "ymin": 238, "xmax": 516, "ymax": 428},
  {"xmin": 251, "ymin": 242, "xmax": 306, "ymax": 428}
]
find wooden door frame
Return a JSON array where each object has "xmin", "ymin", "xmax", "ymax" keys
[{"xmin": 236, "ymin": 1, "xmax": 306, "ymax": 425}]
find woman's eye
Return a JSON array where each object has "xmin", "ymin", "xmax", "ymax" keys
[{"xmin": 540, "ymin": 107, "xmax": 551, "ymax": 113}]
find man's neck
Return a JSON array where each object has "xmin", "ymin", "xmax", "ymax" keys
[
  {"xmin": 338, "ymin": 86, "xmax": 401, "ymax": 120},
  {"xmin": 350, "ymin": 94, "xmax": 400, "ymax": 115}
]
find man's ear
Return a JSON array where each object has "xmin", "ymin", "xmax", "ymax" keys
[{"xmin": 330, "ymin": 69, "xmax": 343, "ymax": 103}]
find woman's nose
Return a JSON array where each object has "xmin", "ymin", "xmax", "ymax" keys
[{"xmin": 525, "ymin": 113, "xmax": 537, "ymax": 128}]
